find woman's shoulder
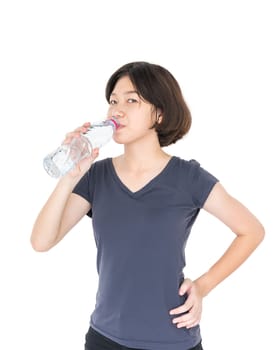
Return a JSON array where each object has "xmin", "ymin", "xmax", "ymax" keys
[
  {"xmin": 172, "ymin": 156, "xmax": 218, "ymax": 181},
  {"xmin": 172, "ymin": 156, "xmax": 201, "ymax": 170},
  {"xmin": 93, "ymin": 157, "xmax": 112, "ymax": 167},
  {"xmin": 87, "ymin": 157, "xmax": 112, "ymax": 176}
]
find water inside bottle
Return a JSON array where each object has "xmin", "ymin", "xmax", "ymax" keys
[{"xmin": 43, "ymin": 146, "xmax": 75, "ymax": 178}]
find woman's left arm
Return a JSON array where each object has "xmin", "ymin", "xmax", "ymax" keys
[
  {"xmin": 169, "ymin": 182, "xmax": 265, "ymax": 328},
  {"xmin": 195, "ymin": 181, "xmax": 265, "ymax": 295}
]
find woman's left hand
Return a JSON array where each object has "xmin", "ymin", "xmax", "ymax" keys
[{"xmin": 169, "ymin": 278, "xmax": 203, "ymax": 329}]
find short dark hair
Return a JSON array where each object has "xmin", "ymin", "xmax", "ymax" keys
[{"xmin": 105, "ymin": 61, "xmax": 192, "ymax": 147}]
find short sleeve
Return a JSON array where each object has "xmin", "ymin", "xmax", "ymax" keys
[
  {"xmin": 72, "ymin": 164, "xmax": 95, "ymax": 217},
  {"xmin": 189, "ymin": 159, "xmax": 219, "ymax": 208}
]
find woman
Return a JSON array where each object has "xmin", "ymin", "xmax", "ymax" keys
[{"xmin": 31, "ymin": 61, "xmax": 264, "ymax": 350}]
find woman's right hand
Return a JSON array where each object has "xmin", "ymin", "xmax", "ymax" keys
[{"xmin": 63, "ymin": 122, "xmax": 99, "ymax": 179}]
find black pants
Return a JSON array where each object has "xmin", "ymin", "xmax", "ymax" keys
[{"xmin": 85, "ymin": 327, "xmax": 203, "ymax": 350}]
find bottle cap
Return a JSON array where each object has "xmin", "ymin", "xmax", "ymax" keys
[{"xmin": 110, "ymin": 116, "xmax": 120, "ymax": 129}]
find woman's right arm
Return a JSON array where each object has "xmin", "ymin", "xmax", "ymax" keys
[
  {"xmin": 31, "ymin": 175, "xmax": 91, "ymax": 252},
  {"xmin": 31, "ymin": 123, "xmax": 99, "ymax": 252}
]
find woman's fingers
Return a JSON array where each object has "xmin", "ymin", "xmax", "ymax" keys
[
  {"xmin": 169, "ymin": 278, "xmax": 203, "ymax": 329},
  {"xmin": 63, "ymin": 123, "xmax": 91, "ymax": 144}
]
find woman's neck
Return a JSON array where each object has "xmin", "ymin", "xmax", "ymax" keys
[{"xmin": 121, "ymin": 141, "xmax": 170, "ymax": 172}]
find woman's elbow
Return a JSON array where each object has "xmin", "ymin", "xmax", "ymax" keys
[
  {"xmin": 256, "ymin": 223, "xmax": 265, "ymax": 243},
  {"xmin": 30, "ymin": 234, "xmax": 52, "ymax": 252},
  {"xmin": 248, "ymin": 221, "xmax": 265, "ymax": 247}
]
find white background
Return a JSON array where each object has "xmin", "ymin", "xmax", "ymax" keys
[{"xmin": 0, "ymin": 1, "xmax": 276, "ymax": 349}]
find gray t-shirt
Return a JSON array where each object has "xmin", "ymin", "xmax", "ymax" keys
[{"xmin": 73, "ymin": 156, "xmax": 218, "ymax": 350}]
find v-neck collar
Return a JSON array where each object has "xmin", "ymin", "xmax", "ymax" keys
[{"xmin": 108, "ymin": 156, "xmax": 176, "ymax": 198}]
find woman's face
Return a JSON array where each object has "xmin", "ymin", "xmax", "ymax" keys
[{"xmin": 107, "ymin": 75, "xmax": 158, "ymax": 146}]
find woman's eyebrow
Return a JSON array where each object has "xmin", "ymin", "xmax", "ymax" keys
[{"xmin": 111, "ymin": 90, "xmax": 139, "ymax": 96}]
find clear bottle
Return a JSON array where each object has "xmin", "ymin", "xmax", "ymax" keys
[{"xmin": 43, "ymin": 117, "xmax": 119, "ymax": 178}]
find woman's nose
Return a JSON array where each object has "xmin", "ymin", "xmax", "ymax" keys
[{"xmin": 110, "ymin": 110, "xmax": 124, "ymax": 119}]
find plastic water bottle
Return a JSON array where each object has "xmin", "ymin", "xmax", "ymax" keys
[{"xmin": 43, "ymin": 117, "xmax": 120, "ymax": 178}]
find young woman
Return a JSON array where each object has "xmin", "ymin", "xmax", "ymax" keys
[{"xmin": 31, "ymin": 61, "xmax": 264, "ymax": 350}]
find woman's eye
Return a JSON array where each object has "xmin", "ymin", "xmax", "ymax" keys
[
  {"xmin": 127, "ymin": 98, "xmax": 137, "ymax": 103},
  {"xmin": 109, "ymin": 100, "xmax": 117, "ymax": 105}
]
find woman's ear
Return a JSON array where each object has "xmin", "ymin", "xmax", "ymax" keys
[{"xmin": 156, "ymin": 109, "xmax": 163, "ymax": 124}]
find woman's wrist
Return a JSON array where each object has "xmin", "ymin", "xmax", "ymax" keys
[
  {"xmin": 193, "ymin": 273, "xmax": 214, "ymax": 298},
  {"xmin": 58, "ymin": 172, "xmax": 83, "ymax": 190}
]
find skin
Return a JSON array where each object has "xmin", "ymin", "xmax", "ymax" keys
[{"xmin": 31, "ymin": 76, "xmax": 265, "ymax": 330}]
